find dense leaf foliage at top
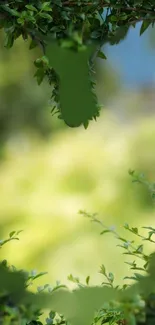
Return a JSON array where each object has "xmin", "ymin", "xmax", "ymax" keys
[{"xmin": 0, "ymin": 0, "xmax": 155, "ymax": 127}]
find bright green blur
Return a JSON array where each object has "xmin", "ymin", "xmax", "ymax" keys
[{"xmin": 0, "ymin": 31, "xmax": 155, "ymax": 325}]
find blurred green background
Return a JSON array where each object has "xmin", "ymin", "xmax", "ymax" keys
[{"xmin": 0, "ymin": 24, "xmax": 155, "ymax": 316}]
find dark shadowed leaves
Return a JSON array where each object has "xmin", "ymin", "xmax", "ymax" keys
[
  {"xmin": 1, "ymin": 253, "xmax": 155, "ymax": 325},
  {"xmin": 46, "ymin": 39, "xmax": 99, "ymax": 127},
  {"xmin": 0, "ymin": 264, "xmax": 26, "ymax": 302},
  {"xmin": 22, "ymin": 286, "xmax": 119, "ymax": 325}
]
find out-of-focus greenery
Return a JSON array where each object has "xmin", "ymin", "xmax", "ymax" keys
[
  {"xmin": 0, "ymin": 29, "xmax": 119, "ymax": 152},
  {"xmin": 1, "ymin": 21, "xmax": 155, "ymax": 311},
  {"xmin": 1, "ymin": 5, "xmax": 155, "ymax": 324},
  {"xmin": 1, "ymin": 109, "xmax": 155, "ymax": 292},
  {"xmin": 0, "ymin": 30, "xmax": 65, "ymax": 154}
]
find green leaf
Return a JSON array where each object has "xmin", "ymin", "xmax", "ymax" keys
[
  {"xmin": 39, "ymin": 12, "xmax": 53, "ymax": 21},
  {"xmin": 86, "ymin": 276, "xmax": 90, "ymax": 285},
  {"xmin": 134, "ymin": 244, "xmax": 143, "ymax": 254},
  {"xmin": 143, "ymin": 226, "xmax": 155, "ymax": 231},
  {"xmin": 16, "ymin": 230, "xmax": 23, "ymax": 235},
  {"xmin": 51, "ymin": 0, "xmax": 62, "ymax": 6},
  {"xmin": 67, "ymin": 274, "xmax": 79, "ymax": 283},
  {"xmin": 37, "ymin": 286, "xmax": 44, "ymax": 292},
  {"xmin": 83, "ymin": 120, "xmax": 89, "ymax": 129},
  {"xmin": 100, "ymin": 264, "xmax": 106, "ymax": 275},
  {"xmin": 131, "ymin": 227, "xmax": 138, "ymax": 234},
  {"xmin": 29, "ymin": 39, "xmax": 38, "ymax": 50},
  {"xmin": 140, "ymin": 20, "xmax": 151, "ymax": 36},
  {"xmin": 108, "ymin": 272, "xmax": 114, "ymax": 283},
  {"xmin": 100, "ymin": 229, "xmax": 111, "ymax": 235},
  {"xmin": 41, "ymin": 2, "xmax": 52, "ymax": 11},
  {"xmin": 34, "ymin": 68, "xmax": 45, "ymax": 85},
  {"xmin": 9, "ymin": 231, "xmax": 16, "ymax": 238},
  {"xmin": 1, "ymin": 5, "xmax": 20, "ymax": 17},
  {"xmin": 124, "ymin": 276, "xmax": 137, "ymax": 281},
  {"xmin": 118, "ymin": 236, "xmax": 130, "ymax": 243},
  {"xmin": 17, "ymin": 17, "xmax": 25, "ymax": 25},
  {"xmin": 4, "ymin": 25, "xmax": 15, "ymax": 33},
  {"xmin": 97, "ymin": 50, "xmax": 107, "ymax": 60},
  {"xmin": 42, "ymin": 55, "xmax": 49, "ymax": 65},
  {"xmin": 110, "ymin": 15, "xmax": 118, "ymax": 22},
  {"xmin": 134, "ymin": 273, "xmax": 145, "ymax": 280},
  {"xmin": 4, "ymin": 33, "xmax": 14, "ymax": 48},
  {"xmin": 33, "ymin": 272, "xmax": 48, "ymax": 280},
  {"xmin": 52, "ymin": 284, "xmax": 67, "ymax": 292},
  {"xmin": 129, "ymin": 169, "xmax": 135, "ymax": 176},
  {"xmin": 25, "ymin": 4, "xmax": 38, "ymax": 12},
  {"xmin": 124, "ymin": 223, "xmax": 129, "ymax": 229},
  {"xmin": 91, "ymin": 31, "xmax": 101, "ymax": 39},
  {"xmin": 119, "ymin": 13, "xmax": 127, "ymax": 20}
]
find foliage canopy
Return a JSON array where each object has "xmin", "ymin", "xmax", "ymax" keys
[{"xmin": 0, "ymin": 0, "xmax": 155, "ymax": 127}]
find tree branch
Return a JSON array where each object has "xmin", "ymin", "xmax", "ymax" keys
[{"xmin": 62, "ymin": 1, "xmax": 155, "ymax": 16}]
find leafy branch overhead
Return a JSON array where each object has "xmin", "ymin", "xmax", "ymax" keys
[{"xmin": 0, "ymin": 1, "xmax": 155, "ymax": 127}]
